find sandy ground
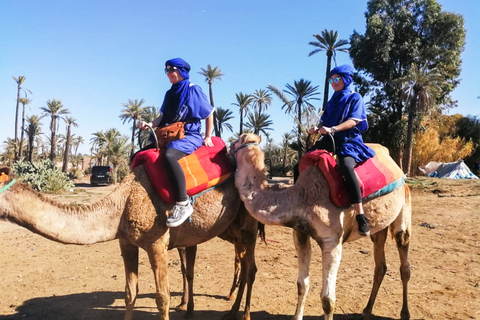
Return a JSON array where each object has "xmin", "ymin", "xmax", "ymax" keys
[{"xmin": 0, "ymin": 177, "xmax": 479, "ymax": 320}]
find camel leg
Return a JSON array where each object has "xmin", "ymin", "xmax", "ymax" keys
[
  {"xmin": 292, "ymin": 230, "xmax": 312, "ymax": 320},
  {"xmin": 395, "ymin": 230, "xmax": 411, "ymax": 320},
  {"xmin": 184, "ymin": 245, "xmax": 197, "ymax": 318},
  {"xmin": 119, "ymin": 240, "xmax": 139, "ymax": 320},
  {"xmin": 362, "ymin": 227, "xmax": 388, "ymax": 320},
  {"xmin": 318, "ymin": 239, "xmax": 343, "ymax": 320},
  {"xmin": 226, "ymin": 245, "xmax": 241, "ymax": 301},
  {"xmin": 145, "ymin": 241, "xmax": 170, "ymax": 320},
  {"xmin": 176, "ymin": 247, "xmax": 188, "ymax": 311},
  {"xmin": 224, "ymin": 214, "xmax": 258, "ymax": 320}
]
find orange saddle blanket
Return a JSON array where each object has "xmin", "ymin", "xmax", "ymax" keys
[
  {"xmin": 130, "ymin": 137, "xmax": 234, "ymax": 203},
  {"xmin": 299, "ymin": 143, "xmax": 405, "ymax": 208}
]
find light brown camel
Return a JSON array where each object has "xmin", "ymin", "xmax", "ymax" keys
[
  {"xmin": 0, "ymin": 165, "xmax": 258, "ymax": 320},
  {"xmin": 231, "ymin": 133, "xmax": 412, "ymax": 320}
]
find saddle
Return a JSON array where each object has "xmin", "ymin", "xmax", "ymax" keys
[
  {"xmin": 299, "ymin": 143, "xmax": 405, "ymax": 207},
  {"xmin": 130, "ymin": 137, "xmax": 234, "ymax": 203}
]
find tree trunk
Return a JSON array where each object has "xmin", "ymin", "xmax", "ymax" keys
[
  {"xmin": 208, "ymin": 83, "xmax": 220, "ymax": 137},
  {"xmin": 403, "ymin": 97, "xmax": 417, "ymax": 176},
  {"xmin": 19, "ymin": 101, "xmax": 26, "ymax": 159},
  {"xmin": 62, "ymin": 125, "xmax": 71, "ymax": 173},
  {"xmin": 50, "ymin": 118, "xmax": 57, "ymax": 162},
  {"xmin": 14, "ymin": 84, "xmax": 21, "ymax": 161},
  {"xmin": 323, "ymin": 54, "xmax": 333, "ymax": 111}
]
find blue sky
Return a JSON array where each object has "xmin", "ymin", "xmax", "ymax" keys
[{"xmin": 1, "ymin": 0, "xmax": 478, "ymax": 155}]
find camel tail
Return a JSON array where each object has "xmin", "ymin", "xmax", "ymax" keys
[
  {"xmin": 257, "ymin": 222, "xmax": 266, "ymax": 244},
  {"xmin": 391, "ymin": 184, "xmax": 412, "ymax": 247}
]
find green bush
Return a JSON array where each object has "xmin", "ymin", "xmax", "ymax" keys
[{"xmin": 13, "ymin": 160, "xmax": 74, "ymax": 193}]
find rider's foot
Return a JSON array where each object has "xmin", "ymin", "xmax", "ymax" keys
[
  {"xmin": 356, "ymin": 214, "xmax": 370, "ymax": 237},
  {"xmin": 166, "ymin": 202, "xmax": 193, "ymax": 228}
]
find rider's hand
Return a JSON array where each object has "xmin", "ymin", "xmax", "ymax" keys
[
  {"xmin": 309, "ymin": 126, "xmax": 319, "ymax": 134},
  {"xmin": 139, "ymin": 121, "xmax": 152, "ymax": 130},
  {"xmin": 203, "ymin": 136, "xmax": 214, "ymax": 147}
]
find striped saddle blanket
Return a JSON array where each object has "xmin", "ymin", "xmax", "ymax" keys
[
  {"xmin": 299, "ymin": 143, "xmax": 405, "ymax": 208},
  {"xmin": 130, "ymin": 137, "xmax": 234, "ymax": 203}
]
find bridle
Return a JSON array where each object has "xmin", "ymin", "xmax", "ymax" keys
[
  {"xmin": 0, "ymin": 179, "xmax": 16, "ymax": 195},
  {"xmin": 232, "ymin": 142, "xmax": 259, "ymax": 162}
]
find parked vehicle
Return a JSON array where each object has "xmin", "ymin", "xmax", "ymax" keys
[{"xmin": 90, "ymin": 166, "xmax": 112, "ymax": 186}]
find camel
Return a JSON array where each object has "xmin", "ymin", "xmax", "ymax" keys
[
  {"xmin": 230, "ymin": 133, "xmax": 412, "ymax": 320},
  {"xmin": 0, "ymin": 165, "xmax": 258, "ymax": 320}
]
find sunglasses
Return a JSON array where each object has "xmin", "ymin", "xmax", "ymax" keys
[
  {"xmin": 164, "ymin": 66, "xmax": 178, "ymax": 74},
  {"xmin": 328, "ymin": 77, "xmax": 342, "ymax": 84}
]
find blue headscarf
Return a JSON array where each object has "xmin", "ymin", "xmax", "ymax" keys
[
  {"xmin": 160, "ymin": 58, "xmax": 192, "ymax": 125},
  {"xmin": 330, "ymin": 64, "xmax": 354, "ymax": 88},
  {"xmin": 166, "ymin": 58, "xmax": 191, "ymax": 80}
]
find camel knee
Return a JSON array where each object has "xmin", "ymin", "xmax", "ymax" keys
[
  {"xmin": 297, "ymin": 277, "xmax": 309, "ymax": 296},
  {"xmin": 395, "ymin": 230, "xmax": 410, "ymax": 248},
  {"xmin": 400, "ymin": 263, "xmax": 411, "ymax": 282},
  {"xmin": 155, "ymin": 293, "xmax": 170, "ymax": 317}
]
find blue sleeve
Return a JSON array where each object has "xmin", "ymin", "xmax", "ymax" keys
[
  {"xmin": 345, "ymin": 93, "xmax": 368, "ymax": 132},
  {"xmin": 186, "ymin": 85, "xmax": 214, "ymax": 120}
]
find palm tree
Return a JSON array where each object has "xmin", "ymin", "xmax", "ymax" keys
[
  {"xmin": 90, "ymin": 130, "xmax": 107, "ymax": 165},
  {"xmin": 281, "ymin": 132, "xmax": 294, "ymax": 175},
  {"xmin": 119, "ymin": 98, "xmax": 146, "ymax": 158},
  {"xmin": 251, "ymin": 89, "xmax": 273, "ymax": 113},
  {"xmin": 244, "ymin": 110, "xmax": 273, "ymax": 137},
  {"xmin": 396, "ymin": 63, "xmax": 444, "ymax": 176},
  {"xmin": 18, "ymin": 97, "xmax": 32, "ymax": 160},
  {"xmin": 25, "ymin": 115, "xmax": 43, "ymax": 162},
  {"xmin": 308, "ymin": 30, "xmax": 349, "ymax": 111},
  {"xmin": 12, "ymin": 76, "xmax": 32, "ymax": 160},
  {"xmin": 137, "ymin": 105, "xmax": 160, "ymax": 148},
  {"xmin": 62, "ymin": 116, "xmax": 78, "ymax": 173},
  {"xmin": 2, "ymin": 138, "xmax": 18, "ymax": 167},
  {"xmin": 231, "ymin": 92, "xmax": 253, "ymax": 135},
  {"xmin": 215, "ymin": 107, "xmax": 234, "ymax": 138},
  {"xmin": 103, "ymin": 128, "xmax": 130, "ymax": 183},
  {"xmin": 198, "ymin": 64, "xmax": 224, "ymax": 136},
  {"xmin": 40, "ymin": 99, "xmax": 70, "ymax": 162},
  {"xmin": 71, "ymin": 136, "xmax": 84, "ymax": 156},
  {"xmin": 268, "ymin": 79, "xmax": 320, "ymax": 159}
]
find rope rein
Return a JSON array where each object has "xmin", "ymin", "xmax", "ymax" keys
[{"xmin": 0, "ymin": 179, "xmax": 16, "ymax": 195}]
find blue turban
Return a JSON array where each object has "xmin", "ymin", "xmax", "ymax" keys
[
  {"xmin": 330, "ymin": 64, "xmax": 354, "ymax": 88},
  {"xmin": 166, "ymin": 58, "xmax": 191, "ymax": 80}
]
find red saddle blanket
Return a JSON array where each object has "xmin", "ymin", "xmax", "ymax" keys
[
  {"xmin": 130, "ymin": 137, "xmax": 234, "ymax": 203},
  {"xmin": 299, "ymin": 143, "xmax": 404, "ymax": 207}
]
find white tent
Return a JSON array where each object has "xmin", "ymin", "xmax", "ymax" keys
[{"xmin": 419, "ymin": 160, "xmax": 478, "ymax": 179}]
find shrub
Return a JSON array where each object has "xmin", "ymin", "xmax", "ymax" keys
[{"xmin": 13, "ymin": 160, "xmax": 74, "ymax": 193}]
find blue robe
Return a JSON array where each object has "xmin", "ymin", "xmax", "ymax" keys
[
  {"xmin": 320, "ymin": 87, "xmax": 375, "ymax": 163},
  {"xmin": 154, "ymin": 80, "xmax": 213, "ymax": 154}
]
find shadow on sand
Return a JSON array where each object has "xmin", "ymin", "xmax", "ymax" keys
[{"xmin": 0, "ymin": 290, "xmax": 424, "ymax": 320}]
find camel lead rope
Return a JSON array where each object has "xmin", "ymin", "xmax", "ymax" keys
[{"xmin": 0, "ymin": 179, "xmax": 16, "ymax": 195}]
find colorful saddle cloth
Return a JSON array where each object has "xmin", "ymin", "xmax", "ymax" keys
[
  {"xmin": 299, "ymin": 143, "xmax": 405, "ymax": 208},
  {"xmin": 130, "ymin": 137, "xmax": 234, "ymax": 203}
]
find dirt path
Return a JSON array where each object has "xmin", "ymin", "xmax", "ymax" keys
[{"xmin": 1, "ymin": 178, "xmax": 479, "ymax": 320}]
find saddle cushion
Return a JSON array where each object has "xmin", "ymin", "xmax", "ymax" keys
[
  {"xmin": 299, "ymin": 143, "xmax": 404, "ymax": 207},
  {"xmin": 131, "ymin": 137, "xmax": 234, "ymax": 203}
]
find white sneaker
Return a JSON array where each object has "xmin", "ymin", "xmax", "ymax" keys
[{"xmin": 166, "ymin": 202, "xmax": 193, "ymax": 227}]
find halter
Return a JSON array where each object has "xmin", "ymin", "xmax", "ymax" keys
[
  {"xmin": 0, "ymin": 179, "xmax": 16, "ymax": 195},
  {"xmin": 232, "ymin": 142, "xmax": 259, "ymax": 159}
]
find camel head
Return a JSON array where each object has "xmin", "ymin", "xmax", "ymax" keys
[{"xmin": 230, "ymin": 133, "xmax": 265, "ymax": 170}]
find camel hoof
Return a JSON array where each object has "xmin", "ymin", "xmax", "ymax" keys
[
  {"xmin": 225, "ymin": 294, "xmax": 236, "ymax": 301},
  {"xmin": 175, "ymin": 303, "xmax": 187, "ymax": 311},
  {"xmin": 184, "ymin": 310, "xmax": 194, "ymax": 319}
]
